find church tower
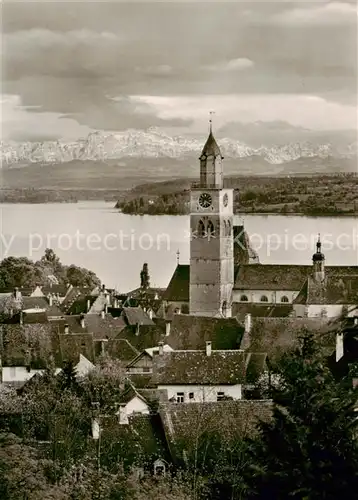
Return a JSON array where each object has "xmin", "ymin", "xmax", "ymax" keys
[
  {"xmin": 312, "ymin": 234, "xmax": 325, "ymax": 282},
  {"xmin": 189, "ymin": 121, "xmax": 234, "ymax": 317}
]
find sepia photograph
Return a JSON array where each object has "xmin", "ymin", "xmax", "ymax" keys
[{"xmin": 0, "ymin": 1, "xmax": 357, "ymax": 498}]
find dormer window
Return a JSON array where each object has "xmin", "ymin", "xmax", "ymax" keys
[
  {"xmin": 154, "ymin": 459, "xmax": 166, "ymax": 476},
  {"xmin": 260, "ymin": 295, "xmax": 268, "ymax": 302}
]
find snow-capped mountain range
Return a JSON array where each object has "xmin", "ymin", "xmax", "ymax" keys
[{"xmin": 1, "ymin": 127, "xmax": 357, "ymax": 166}]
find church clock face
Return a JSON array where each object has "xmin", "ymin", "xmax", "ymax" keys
[
  {"xmin": 199, "ymin": 192, "xmax": 212, "ymax": 208},
  {"xmin": 223, "ymin": 193, "xmax": 228, "ymax": 207}
]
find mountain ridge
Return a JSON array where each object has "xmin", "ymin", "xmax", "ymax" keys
[{"xmin": 1, "ymin": 127, "xmax": 357, "ymax": 167}]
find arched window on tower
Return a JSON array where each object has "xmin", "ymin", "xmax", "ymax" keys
[
  {"xmin": 240, "ymin": 295, "xmax": 248, "ymax": 302},
  {"xmin": 226, "ymin": 220, "xmax": 231, "ymax": 237},
  {"xmin": 207, "ymin": 220, "xmax": 215, "ymax": 238},
  {"xmin": 260, "ymin": 295, "xmax": 268, "ymax": 302},
  {"xmin": 223, "ymin": 220, "xmax": 227, "ymax": 236},
  {"xmin": 281, "ymin": 296, "xmax": 289, "ymax": 303},
  {"xmin": 197, "ymin": 220, "xmax": 205, "ymax": 237},
  {"xmin": 222, "ymin": 301, "xmax": 227, "ymax": 317}
]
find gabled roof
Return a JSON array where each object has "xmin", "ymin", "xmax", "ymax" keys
[
  {"xmin": 84, "ymin": 313, "xmax": 126, "ymax": 340},
  {"xmin": 118, "ymin": 384, "xmax": 149, "ymax": 406},
  {"xmin": 163, "ymin": 314, "xmax": 244, "ymax": 351},
  {"xmin": 104, "ymin": 338, "xmax": 140, "ymax": 362},
  {"xmin": 60, "ymin": 287, "xmax": 97, "ymax": 313},
  {"xmin": 122, "ymin": 307, "xmax": 154, "ymax": 326},
  {"xmin": 152, "ymin": 350, "xmax": 246, "ymax": 385},
  {"xmin": 41, "ymin": 285, "xmax": 68, "ymax": 296},
  {"xmin": 163, "ymin": 265, "xmax": 190, "ymax": 302},
  {"xmin": 98, "ymin": 413, "xmax": 170, "ymax": 470},
  {"xmin": 22, "ymin": 297, "xmax": 49, "ymax": 310}
]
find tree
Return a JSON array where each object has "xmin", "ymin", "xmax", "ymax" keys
[
  {"xmin": 65, "ymin": 265, "xmax": 101, "ymax": 288},
  {"xmin": 245, "ymin": 332, "xmax": 358, "ymax": 499},
  {"xmin": 0, "ymin": 251, "xmax": 101, "ymax": 289},
  {"xmin": 0, "ymin": 433, "xmax": 54, "ymax": 500}
]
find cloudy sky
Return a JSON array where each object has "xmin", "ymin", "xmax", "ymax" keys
[{"xmin": 1, "ymin": 1, "xmax": 357, "ymax": 144}]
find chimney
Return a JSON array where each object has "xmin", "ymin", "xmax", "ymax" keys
[
  {"xmin": 49, "ymin": 295, "xmax": 53, "ymax": 307},
  {"xmin": 148, "ymin": 309, "xmax": 153, "ymax": 320},
  {"xmin": 101, "ymin": 310, "xmax": 105, "ymax": 319},
  {"xmin": 244, "ymin": 313, "xmax": 252, "ymax": 334},
  {"xmin": 165, "ymin": 320, "xmax": 171, "ymax": 336},
  {"xmin": 80, "ymin": 314, "xmax": 85, "ymax": 329},
  {"xmin": 135, "ymin": 322, "xmax": 141, "ymax": 336},
  {"xmin": 19, "ymin": 311, "xmax": 23, "ymax": 326},
  {"xmin": 87, "ymin": 299, "xmax": 91, "ymax": 312},
  {"xmin": 14, "ymin": 287, "xmax": 21, "ymax": 301},
  {"xmin": 158, "ymin": 341, "xmax": 164, "ymax": 355},
  {"xmin": 104, "ymin": 304, "xmax": 108, "ymax": 314},
  {"xmin": 336, "ymin": 332, "xmax": 344, "ymax": 362},
  {"xmin": 106, "ymin": 293, "xmax": 110, "ymax": 305},
  {"xmin": 64, "ymin": 324, "xmax": 69, "ymax": 335},
  {"xmin": 102, "ymin": 284, "xmax": 106, "ymax": 293},
  {"xmin": 206, "ymin": 341, "xmax": 212, "ymax": 356}
]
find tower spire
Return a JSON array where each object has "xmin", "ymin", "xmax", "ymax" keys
[
  {"xmin": 316, "ymin": 233, "xmax": 321, "ymax": 253},
  {"xmin": 209, "ymin": 110, "xmax": 215, "ymax": 134},
  {"xmin": 176, "ymin": 249, "xmax": 180, "ymax": 265}
]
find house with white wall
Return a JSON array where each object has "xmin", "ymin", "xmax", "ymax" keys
[
  {"xmin": 1, "ymin": 353, "xmax": 94, "ymax": 387},
  {"xmin": 152, "ymin": 342, "xmax": 246, "ymax": 403},
  {"xmin": 116, "ymin": 385, "xmax": 151, "ymax": 424}
]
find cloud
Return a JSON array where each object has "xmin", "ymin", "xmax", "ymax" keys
[
  {"xmin": 133, "ymin": 94, "xmax": 357, "ymax": 133},
  {"xmin": 2, "ymin": 29, "xmax": 128, "ymax": 80},
  {"xmin": 1, "ymin": 94, "xmax": 95, "ymax": 141},
  {"xmin": 271, "ymin": 2, "xmax": 358, "ymax": 25},
  {"xmin": 1, "ymin": 91, "xmax": 193, "ymax": 141},
  {"xmin": 204, "ymin": 58, "xmax": 254, "ymax": 72},
  {"xmin": 217, "ymin": 120, "xmax": 357, "ymax": 147}
]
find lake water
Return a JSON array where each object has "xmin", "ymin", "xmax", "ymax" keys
[{"xmin": 1, "ymin": 202, "xmax": 357, "ymax": 292}]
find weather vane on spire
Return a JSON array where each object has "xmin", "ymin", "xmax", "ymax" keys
[
  {"xmin": 209, "ymin": 110, "xmax": 215, "ymax": 132},
  {"xmin": 176, "ymin": 249, "xmax": 180, "ymax": 265}
]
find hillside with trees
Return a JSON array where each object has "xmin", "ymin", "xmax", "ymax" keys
[{"xmin": 117, "ymin": 174, "xmax": 358, "ymax": 216}]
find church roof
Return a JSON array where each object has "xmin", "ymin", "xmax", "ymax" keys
[
  {"xmin": 164, "ymin": 264, "xmax": 358, "ymax": 303},
  {"xmin": 163, "ymin": 264, "xmax": 190, "ymax": 301},
  {"xmin": 201, "ymin": 130, "xmax": 222, "ymax": 158},
  {"xmin": 294, "ymin": 274, "xmax": 358, "ymax": 306},
  {"xmin": 235, "ymin": 264, "xmax": 358, "ymax": 291}
]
